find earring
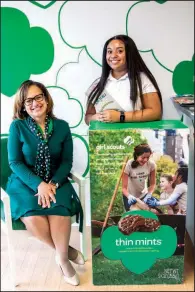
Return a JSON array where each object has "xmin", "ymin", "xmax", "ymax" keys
[{"xmin": 23, "ymin": 108, "xmax": 26, "ymax": 111}]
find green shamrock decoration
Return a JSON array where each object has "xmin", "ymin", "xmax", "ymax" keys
[
  {"xmin": 155, "ymin": 1, "xmax": 167, "ymax": 3},
  {"xmin": 172, "ymin": 56, "xmax": 194, "ymax": 95},
  {"xmin": 101, "ymin": 210, "xmax": 177, "ymax": 274},
  {"xmin": 1, "ymin": 7, "xmax": 54, "ymax": 97},
  {"xmin": 29, "ymin": 1, "xmax": 56, "ymax": 9}
]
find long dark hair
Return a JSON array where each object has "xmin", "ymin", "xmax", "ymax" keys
[
  {"xmin": 131, "ymin": 143, "xmax": 152, "ymax": 168},
  {"xmin": 175, "ymin": 167, "xmax": 188, "ymax": 184},
  {"xmin": 87, "ymin": 35, "xmax": 162, "ymax": 112},
  {"xmin": 13, "ymin": 80, "xmax": 55, "ymax": 120}
]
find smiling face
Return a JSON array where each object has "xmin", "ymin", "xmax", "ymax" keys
[
  {"xmin": 106, "ymin": 39, "xmax": 127, "ymax": 73},
  {"xmin": 24, "ymin": 85, "xmax": 48, "ymax": 120},
  {"xmin": 160, "ymin": 177, "xmax": 172, "ymax": 191},
  {"xmin": 136, "ymin": 152, "xmax": 151, "ymax": 166}
]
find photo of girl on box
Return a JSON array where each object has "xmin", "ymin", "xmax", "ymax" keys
[
  {"xmin": 147, "ymin": 167, "xmax": 188, "ymax": 215},
  {"xmin": 122, "ymin": 143, "xmax": 157, "ymax": 212},
  {"xmin": 159, "ymin": 174, "xmax": 179, "ymax": 214}
]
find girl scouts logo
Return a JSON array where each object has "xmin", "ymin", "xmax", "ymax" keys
[{"xmin": 124, "ymin": 136, "xmax": 134, "ymax": 146}]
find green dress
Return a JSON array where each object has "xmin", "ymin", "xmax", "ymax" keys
[{"xmin": 6, "ymin": 118, "xmax": 83, "ymax": 232}]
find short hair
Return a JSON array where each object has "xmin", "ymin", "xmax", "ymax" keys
[
  {"xmin": 160, "ymin": 174, "xmax": 173, "ymax": 182},
  {"xmin": 13, "ymin": 80, "xmax": 55, "ymax": 120}
]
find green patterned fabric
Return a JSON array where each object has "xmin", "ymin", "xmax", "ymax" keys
[{"xmin": 27, "ymin": 115, "xmax": 53, "ymax": 183}]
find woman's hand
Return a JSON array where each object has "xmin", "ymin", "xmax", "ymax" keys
[
  {"xmin": 48, "ymin": 183, "xmax": 57, "ymax": 202},
  {"xmin": 85, "ymin": 113, "xmax": 102, "ymax": 124},
  {"xmin": 35, "ymin": 182, "xmax": 56, "ymax": 208},
  {"xmin": 92, "ymin": 113, "xmax": 102, "ymax": 121},
  {"xmin": 99, "ymin": 110, "xmax": 120, "ymax": 123}
]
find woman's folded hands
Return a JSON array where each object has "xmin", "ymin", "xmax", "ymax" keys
[{"xmin": 35, "ymin": 181, "xmax": 56, "ymax": 208}]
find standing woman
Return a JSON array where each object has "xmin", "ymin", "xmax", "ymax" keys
[
  {"xmin": 122, "ymin": 144, "xmax": 157, "ymax": 211},
  {"xmin": 85, "ymin": 35, "xmax": 162, "ymax": 124},
  {"xmin": 6, "ymin": 80, "xmax": 84, "ymax": 286}
]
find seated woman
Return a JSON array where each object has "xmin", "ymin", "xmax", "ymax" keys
[
  {"xmin": 6, "ymin": 80, "xmax": 84, "ymax": 286},
  {"xmin": 85, "ymin": 35, "xmax": 163, "ymax": 124},
  {"xmin": 147, "ymin": 167, "xmax": 188, "ymax": 215}
]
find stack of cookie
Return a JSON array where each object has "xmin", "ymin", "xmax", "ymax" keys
[{"xmin": 118, "ymin": 214, "xmax": 160, "ymax": 235}]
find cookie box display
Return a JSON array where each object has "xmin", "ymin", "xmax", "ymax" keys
[{"xmin": 89, "ymin": 120, "xmax": 189, "ymax": 285}]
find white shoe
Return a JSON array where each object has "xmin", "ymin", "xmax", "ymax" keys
[
  {"xmin": 69, "ymin": 250, "xmax": 85, "ymax": 265},
  {"xmin": 63, "ymin": 273, "xmax": 80, "ymax": 286},
  {"xmin": 55, "ymin": 255, "xmax": 80, "ymax": 286}
]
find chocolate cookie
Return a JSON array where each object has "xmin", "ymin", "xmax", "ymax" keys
[
  {"xmin": 118, "ymin": 214, "xmax": 143, "ymax": 235},
  {"xmin": 118, "ymin": 214, "xmax": 160, "ymax": 235},
  {"xmin": 138, "ymin": 218, "xmax": 160, "ymax": 232}
]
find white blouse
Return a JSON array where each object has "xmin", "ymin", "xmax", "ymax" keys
[
  {"xmin": 104, "ymin": 72, "xmax": 157, "ymax": 112},
  {"xmin": 86, "ymin": 72, "xmax": 157, "ymax": 113}
]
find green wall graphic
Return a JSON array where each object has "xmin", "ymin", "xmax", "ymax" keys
[
  {"xmin": 173, "ymin": 56, "xmax": 194, "ymax": 95},
  {"xmin": 59, "ymin": 1, "xmax": 169, "ymax": 70},
  {"xmin": 58, "ymin": 1, "xmax": 102, "ymax": 67},
  {"xmin": 29, "ymin": 1, "xmax": 56, "ymax": 9},
  {"xmin": 1, "ymin": 7, "xmax": 54, "ymax": 97},
  {"xmin": 126, "ymin": 1, "xmax": 172, "ymax": 73},
  {"xmin": 47, "ymin": 85, "xmax": 84, "ymax": 128}
]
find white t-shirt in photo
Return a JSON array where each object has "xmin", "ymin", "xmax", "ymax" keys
[
  {"xmin": 124, "ymin": 158, "xmax": 156, "ymax": 198},
  {"xmin": 172, "ymin": 182, "xmax": 187, "ymax": 214}
]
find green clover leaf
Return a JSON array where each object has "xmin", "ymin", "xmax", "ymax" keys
[
  {"xmin": 29, "ymin": 1, "xmax": 56, "ymax": 9},
  {"xmin": 155, "ymin": 1, "xmax": 167, "ymax": 3},
  {"xmin": 172, "ymin": 56, "xmax": 194, "ymax": 95},
  {"xmin": 101, "ymin": 210, "xmax": 177, "ymax": 274},
  {"xmin": 1, "ymin": 7, "xmax": 54, "ymax": 97},
  {"xmin": 142, "ymin": 1, "xmax": 167, "ymax": 3}
]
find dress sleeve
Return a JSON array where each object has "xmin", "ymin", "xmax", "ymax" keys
[
  {"xmin": 8, "ymin": 121, "xmax": 43, "ymax": 192},
  {"xmin": 51, "ymin": 123, "xmax": 73, "ymax": 186}
]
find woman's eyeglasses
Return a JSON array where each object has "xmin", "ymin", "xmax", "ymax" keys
[{"xmin": 24, "ymin": 93, "xmax": 45, "ymax": 106}]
